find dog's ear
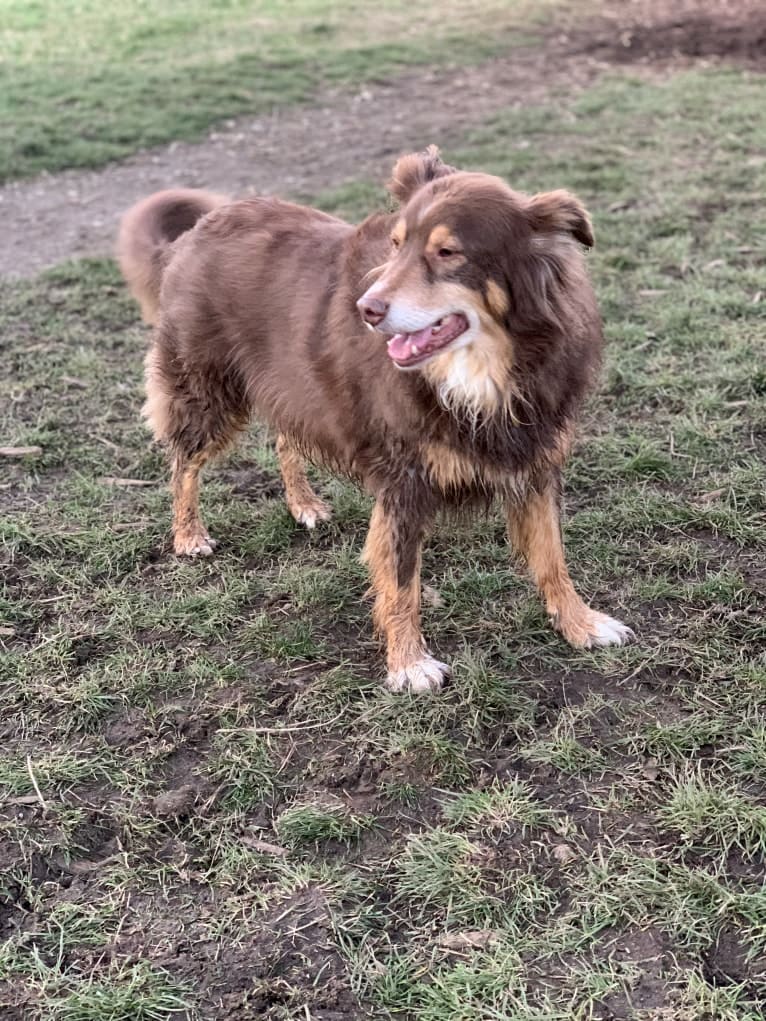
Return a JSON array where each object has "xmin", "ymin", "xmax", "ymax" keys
[
  {"xmin": 387, "ymin": 145, "xmax": 457, "ymax": 204},
  {"xmin": 526, "ymin": 190, "xmax": 594, "ymax": 248}
]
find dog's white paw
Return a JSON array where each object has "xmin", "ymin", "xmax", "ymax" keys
[
  {"xmin": 174, "ymin": 532, "xmax": 218, "ymax": 557},
  {"xmin": 555, "ymin": 605, "xmax": 634, "ymax": 649},
  {"xmin": 583, "ymin": 612, "xmax": 634, "ymax": 649},
  {"xmin": 290, "ymin": 498, "xmax": 332, "ymax": 530},
  {"xmin": 385, "ymin": 655, "xmax": 450, "ymax": 693}
]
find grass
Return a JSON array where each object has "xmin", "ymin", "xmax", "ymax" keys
[
  {"xmin": 45, "ymin": 964, "xmax": 190, "ymax": 1021},
  {"xmin": 0, "ymin": 0, "xmax": 552, "ymax": 183},
  {"xmin": 2, "ymin": 48, "xmax": 766, "ymax": 1021},
  {"xmin": 276, "ymin": 799, "xmax": 375, "ymax": 847},
  {"xmin": 441, "ymin": 778, "xmax": 556, "ymax": 835}
]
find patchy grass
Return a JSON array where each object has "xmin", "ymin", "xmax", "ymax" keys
[
  {"xmin": 276, "ymin": 799, "xmax": 375, "ymax": 848},
  {"xmin": 2, "ymin": 62, "xmax": 766, "ymax": 1021},
  {"xmin": 0, "ymin": 0, "xmax": 552, "ymax": 183}
]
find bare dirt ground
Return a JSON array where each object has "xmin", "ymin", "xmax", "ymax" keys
[{"xmin": 1, "ymin": 0, "xmax": 764, "ymax": 279}]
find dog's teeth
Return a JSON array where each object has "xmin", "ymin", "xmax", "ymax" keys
[
  {"xmin": 431, "ymin": 324, "xmax": 440, "ymax": 335},
  {"xmin": 409, "ymin": 341, "xmax": 418, "ymax": 356}
]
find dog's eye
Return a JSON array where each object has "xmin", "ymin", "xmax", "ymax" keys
[
  {"xmin": 391, "ymin": 236, "xmax": 401, "ymax": 249},
  {"xmin": 437, "ymin": 247, "xmax": 460, "ymax": 259}
]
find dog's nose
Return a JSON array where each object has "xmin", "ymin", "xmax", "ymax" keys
[{"xmin": 357, "ymin": 296, "xmax": 389, "ymax": 327}]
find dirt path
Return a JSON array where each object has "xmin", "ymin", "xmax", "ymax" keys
[
  {"xmin": 0, "ymin": 53, "xmax": 606, "ymax": 279},
  {"xmin": 1, "ymin": 0, "xmax": 763, "ymax": 279}
]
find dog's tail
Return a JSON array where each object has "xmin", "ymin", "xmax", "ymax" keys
[{"xmin": 117, "ymin": 188, "xmax": 228, "ymax": 324}]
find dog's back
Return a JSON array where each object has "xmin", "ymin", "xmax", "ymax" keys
[{"xmin": 116, "ymin": 188, "xmax": 228, "ymax": 324}]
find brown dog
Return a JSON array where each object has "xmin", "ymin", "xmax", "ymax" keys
[{"xmin": 117, "ymin": 147, "xmax": 632, "ymax": 692}]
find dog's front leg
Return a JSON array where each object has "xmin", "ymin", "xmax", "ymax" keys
[
  {"xmin": 506, "ymin": 472, "xmax": 633, "ymax": 648},
  {"xmin": 362, "ymin": 496, "xmax": 448, "ymax": 693}
]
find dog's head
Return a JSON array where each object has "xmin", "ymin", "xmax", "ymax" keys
[{"xmin": 357, "ymin": 147, "xmax": 594, "ymax": 415}]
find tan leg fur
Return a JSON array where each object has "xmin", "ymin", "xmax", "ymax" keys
[
  {"xmin": 276, "ymin": 434, "xmax": 331, "ymax": 529},
  {"xmin": 362, "ymin": 501, "xmax": 448, "ymax": 692},
  {"xmin": 507, "ymin": 480, "xmax": 633, "ymax": 648},
  {"xmin": 171, "ymin": 450, "xmax": 218, "ymax": 556}
]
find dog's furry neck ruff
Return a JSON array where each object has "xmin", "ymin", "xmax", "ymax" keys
[{"xmin": 423, "ymin": 333, "xmax": 520, "ymax": 431}]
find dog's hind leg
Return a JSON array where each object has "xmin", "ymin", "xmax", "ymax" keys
[
  {"xmin": 144, "ymin": 345, "xmax": 249, "ymax": 556},
  {"xmin": 276, "ymin": 434, "xmax": 331, "ymax": 529},
  {"xmin": 506, "ymin": 472, "xmax": 634, "ymax": 648},
  {"xmin": 362, "ymin": 494, "xmax": 448, "ymax": 692},
  {"xmin": 170, "ymin": 447, "xmax": 223, "ymax": 556}
]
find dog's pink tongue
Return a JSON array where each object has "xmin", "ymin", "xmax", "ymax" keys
[{"xmin": 387, "ymin": 327, "xmax": 433, "ymax": 363}]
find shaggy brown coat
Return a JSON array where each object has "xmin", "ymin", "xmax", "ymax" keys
[{"xmin": 118, "ymin": 147, "xmax": 632, "ymax": 692}]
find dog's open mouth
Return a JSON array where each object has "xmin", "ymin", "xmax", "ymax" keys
[{"xmin": 386, "ymin": 312, "xmax": 469, "ymax": 368}]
